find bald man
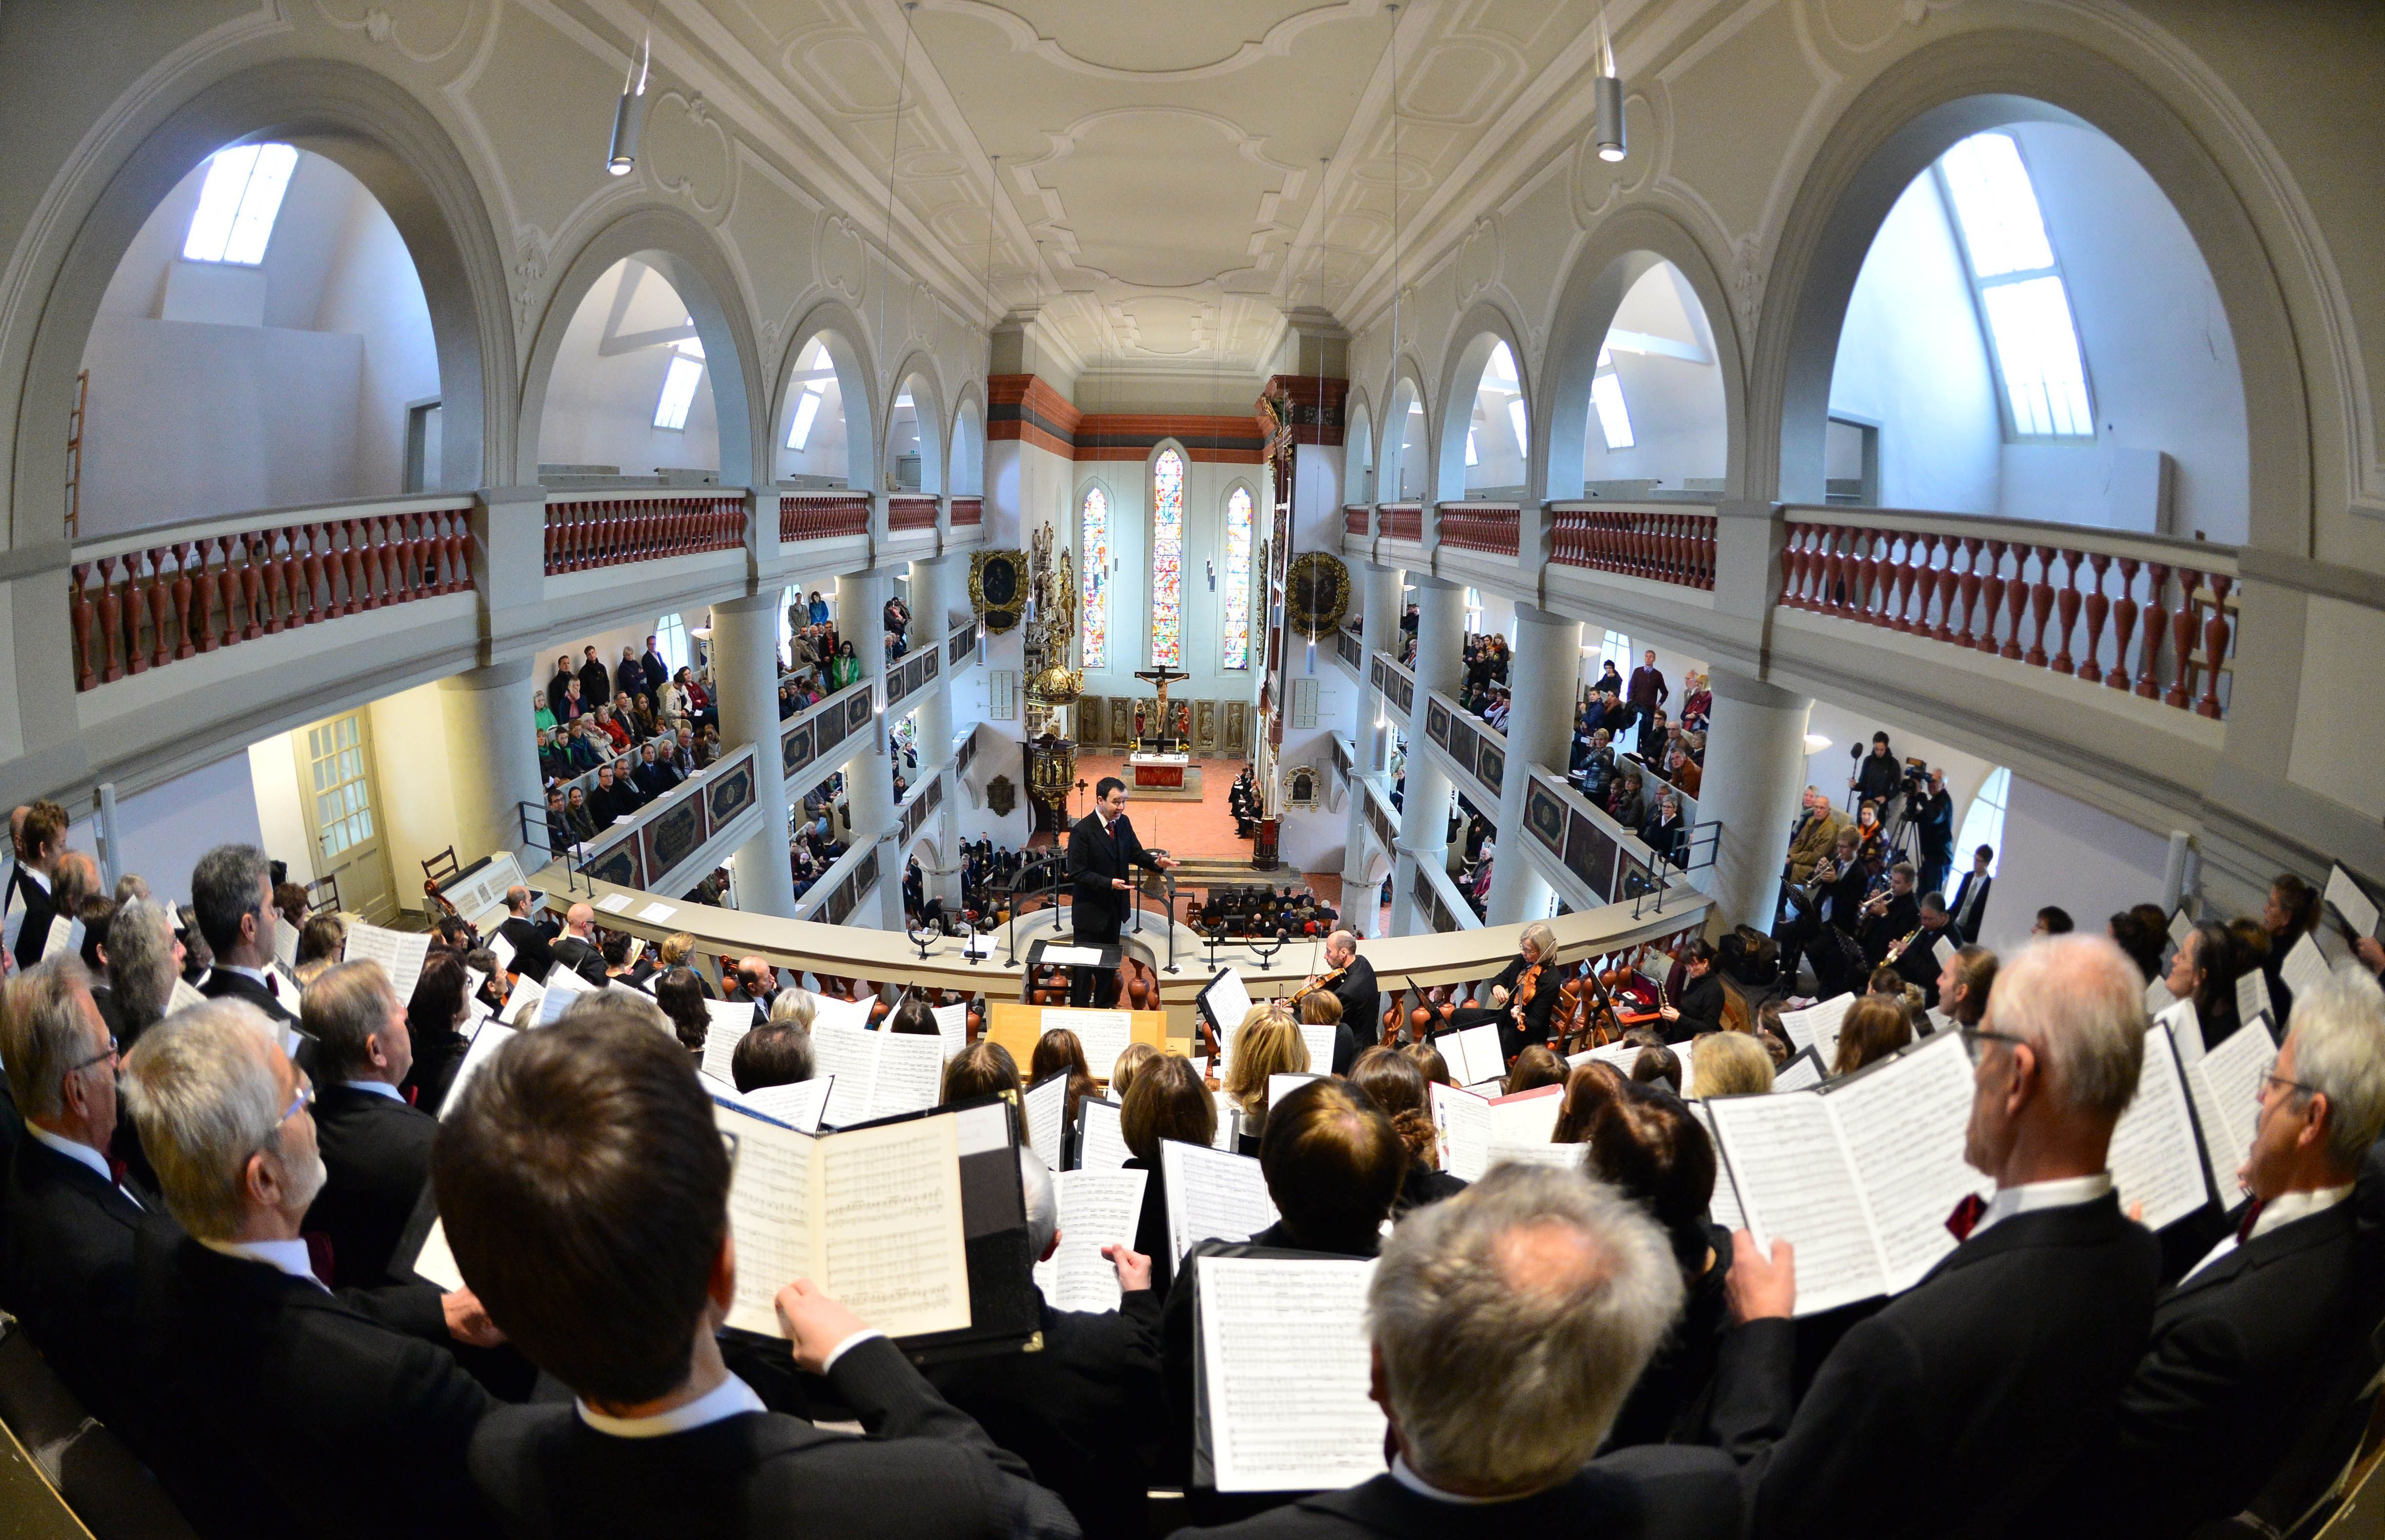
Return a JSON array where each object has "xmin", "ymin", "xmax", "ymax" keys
[
  {"xmin": 549, "ymin": 903, "xmax": 609, "ymax": 988},
  {"xmin": 1317, "ymin": 930, "xmax": 1378, "ymax": 1062}
]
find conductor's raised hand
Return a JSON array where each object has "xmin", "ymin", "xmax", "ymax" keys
[{"xmin": 774, "ymin": 1278, "xmax": 869, "ymax": 1372}]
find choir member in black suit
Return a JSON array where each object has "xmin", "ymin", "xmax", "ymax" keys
[
  {"xmin": 2055, "ymin": 968, "xmax": 2385, "ymax": 1539},
  {"xmin": 300, "ymin": 961, "xmax": 438, "ymax": 1288},
  {"xmin": 548, "ymin": 904, "xmax": 612, "ymax": 988},
  {"xmin": 494, "ymin": 886, "xmax": 557, "ymax": 984},
  {"xmin": 1172, "ymin": 1166, "xmax": 1743, "ymax": 1540},
  {"xmin": 8, "ymin": 798, "xmax": 67, "ymax": 972},
  {"xmin": 400, "ymin": 953, "xmax": 477, "ymax": 1115},
  {"xmin": 435, "ymin": 1003, "xmax": 1079, "ymax": 1540},
  {"xmin": 122, "ymin": 999, "xmax": 508, "ymax": 1540},
  {"xmin": 192, "ymin": 843, "xmax": 302, "ymax": 1032},
  {"xmin": 1064, "ymin": 778, "xmax": 1178, "ymax": 1005},
  {"xmin": 1706, "ymin": 935, "xmax": 2163, "ymax": 1540},
  {"xmin": 1448, "ymin": 922, "xmax": 1564, "ymax": 1061},
  {"xmin": 927, "ymin": 1151, "xmax": 1164, "ymax": 1537}
]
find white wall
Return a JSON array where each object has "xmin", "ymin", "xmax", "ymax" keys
[
  {"xmin": 536, "ymin": 259, "xmax": 720, "ymax": 475},
  {"xmin": 1581, "ymin": 263, "xmax": 1729, "ymax": 494},
  {"xmin": 310, "ymin": 176, "xmax": 442, "ymax": 493},
  {"xmin": 1071, "ymin": 449, "xmax": 1268, "ymax": 710},
  {"xmin": 1979, "ymin": 772, "xmax": 2174, "ymax": 960},
  {"xmin": 65, "ymin": 752, "xmax": 268, "ymax": 907}
]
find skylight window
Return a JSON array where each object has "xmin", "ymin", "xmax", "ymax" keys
[
  {"xmin": 1934, "ymin": 131, "xmax": 2094, "ymax": 441},
  {"xmin": 654, "ymin": 326, "xmax": 704, "ymax": 431},
  {"xmin": 1507, "ymin": 398, "xmax": 1529, "ymax": 456},
  {"xmin": 1465, "ymin": 428, "xmax": 1479, "ymax": 467},
  {"xmin": 1591, "ymin": 366, "xmax": 1634, "ymax": 450},
  {"xmin": 787, "ymin": 389, "xmax": 823, "ymax": 450},
  {"xmin": 183, "ymin": 144, "xmax": 299, "ymax": 265}
]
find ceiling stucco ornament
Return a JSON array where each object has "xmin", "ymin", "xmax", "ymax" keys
[
  {"xmin": 647, "ymin": 92, "xmax": 735, "ymax": 219},
  {"xmin": 818, "ymin": 215, "xmax": 868, "ymax": 301},
  {"xmin": 1731, "ymin": 232, "xmax": 1766, "ymax": 342},
  {"xmin": 914, "ymin": 0, "xmax": 1383, "ymax": 84},
  {"xmin": 512, "ymin": 227, "xmax": 550, "ymax": 342},
  {"xmin": 1571, "ymin": 89, "xmax": 1658, "ymax": 226},
  {"xmin": 1454, "ymin": 219, "xmax": 1502, "ymax": 309},
  {"xmin": 1814, "ymin": 0, "xmax": 1969, "ymax": 55},
  {"xmin": 316, "ymin": 0, "xmax": 480, "ymax": 63}
]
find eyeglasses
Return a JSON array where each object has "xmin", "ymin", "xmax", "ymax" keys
[
  {"xmin": 1959, "ymin": 1028, "xmax": 2029, "ymax": 1064},
  {"xmin": 67, "ymin": 1035, "xmax": 120, "ymax": 1075},
  {"xmin": 2260, "ymin": 1072, "xmax": 2316, "ymax": 1102}
]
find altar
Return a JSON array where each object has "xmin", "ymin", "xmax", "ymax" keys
[{"xmin": 1127, "ymin": 750, "xmax": 1203, "ymax": 801}]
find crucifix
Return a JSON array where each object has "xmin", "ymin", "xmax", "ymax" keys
[{"xmin": 1132, "ymin": 665, "xmax": 1192, "ymax": 750}]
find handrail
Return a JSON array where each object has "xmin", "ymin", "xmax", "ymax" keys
[
  {"xmin": 543, "ymin": 493, "xmax": 743, "ymax": 574},
  {"xmin": 950, "ymin": 496, "xmax": 984, "ymax": 527},
  {"xmin": 1378, "ymin": 505, "xmax": 1423, "ymax": 542},
  {"xmin": 1547, "ymin": 505, "xmax": 1716, "ymax": 589},
  {"xmin": 1778, "ymin": 502, "xmax": 2238, "ymax": 568},
  {"xmin": 888, "ymin": 495, "xmax": 938, "ymax": 532},
  {"xmin": 778, "ymin": 492, "xmax": 870, "ymax": 542},
  {"xmin": 1436, "ymin": 501, "xmax": 1520, "ymax": 556},
  {"xmin": 71, "ymin": 491, "xmax": 476, "ymax": 564}
]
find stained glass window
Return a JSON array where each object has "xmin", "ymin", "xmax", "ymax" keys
[
  {"xmin": 1150, "ymin": 450, "xmax": 1185, "ymax": 667},
  {"xmin": 1222, "ymin": 486, "xmax": 1253, "ymax": 669},
  {"xmin": 1080, "ymin": 486, "xmax": 1111, "ymax": 669}
]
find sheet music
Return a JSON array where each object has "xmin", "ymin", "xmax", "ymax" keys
[
  {"xmin": 1707, "ymin": 1092, "xmax": 1885, "ymax": 1316},
  {"xmin": 488, "ymin": 930, "xmax": 516, "ymax": 974},
  {"xmin": 168, "ymin": 976, "xmax": 207, "ymax": 1014},
  {"xmin": 1429, "ymin": 1080, "xmax": 1495, "ymax": 1182},
  {"xmin": 273, "ymin": 916, "xmax": 301, "ymax": 972},
  {"xmin": 2235, "ymin": 972, "xmax": 2268, "ymax": 1033},
  {"xmin": 596, "ymin": 893, "xmax": 632, "ymax": 913},
  {"xmin": 535, "ymin": 968, "xmax": 595, "ymax": 1028},
  {"xmin": 2187, "ymin": 1018, "xmax": 2276, "ymax": 1202},
  {"xmin": 1268, "ymin": 1072, "xmax": 1325, "ymax": 1110},
  {"xmin": 1078, "ymin": 1096, "xmax": 1130, "ymax": 1171},
  {"xmin": 1824, "ymin": 1034, "xmax": 1991, "ymax": 1293},
  {"xmin": 1774, "ymin": 1052, "xmax": 1823, "ymax": 1093},
  {"xmin": 811, "ymin": 994, "xmax": 872, "ymax": 1031},
  {"xmin": 1202, "ymin": 969, "xmax": 1253, "ymax": 1037},
  {"xmin": 500, "ymin": 977, "xmax": 543, "ymax": 1027},
  {"xmin": 715, "ymin": 1102, "xmax": 818, "ymax": 1336},
  {"xmin": 700, "ymin": 999, "xmax": 757, "ymax": 1081},
  {"xmin": 636, "ymin": 903, "xmax": 675, "ymax": 923},
  {"xmin": 1570, "ymin": 1039, "xmax": 1645, "ymax": 1074},
  {"xmin": 869, "ymin": 1031, "xmax": 946, "ymax": 1121},
  {"xmin": 412, "ymin": 1217, "xmax": 465, "ymax": 1292},
  {"xmin": 1044, "ymin": 1008, "xmax": 1135, "ymax": 1082},
  {"xmin": 1032, "ymin": 1168, "xmax": 1149, "ymax": 1313},
  {"xmin": 745, "ymin": 1076, "xmax": 833, "ymax": 1133},
  {"xmin": 1197, "ymin": 1256, "xmax": 1385, "ymax": 1494},
  {"xmin": 1024, "ymin": 1074, "xmax": 1070, "ymax": 1160},
  {"xmin": 1931, "ymin": 933, "xmax": 1958, "ymax": 970},
  {"xmin": 1689, "ymin": 1103, "xmax": 1743, "ymax": 1233},
  {"xmin": 1778, "ymin": 994, "xmax": 1854, "ymax": 1062},
  {"xmin": 439, "ymin": 1022, "xmax": 517, "ymax": 1120},
  {"xmin": 40, "ymin": 915, "xmax": 74, "ymax": 962},
  {"xmin": 1296, "ymin": 1020, "xmax": 1337, "ymax": 1074},
  {"xmin": 1486, "ymin": 1141, "xmax": 1584, "ymax": 1172},
  {"xmin": 1488, "ymin": 1084, "xmax": 1564, "ymax": 1145},
  {"xmin": 2157, "ymin": 995, "xmax": 2205, "ymax": 1067},
  {"xmin": 2169, "ymin": 907, "xmax": 2196, "ymax": 945},
  {"xmin": 1160, "ymin": 1140, "xmax": 1278, "ymax": 1261},
  {"xmin": 1210, "ymin": 1092, "xmax": 1241, "ymax": 1151},
  {"xmin": 344, "ymin": 923, "xmax": 430, "ymax": 1004},
  {"xmin": 817, "ymin": 1114, "xmax": 972, "ymax": 1338},
  {"xmin": 809, "ymin": 1018, "xmax": 883, "ymax": 1127},
  {"xmin": 2108, "ymin": 1024, "xmax": 2210, "ymax": 1231},
  {"xmin": 1043, "ymin": 945, "xmax": 1107, "ymax": 967},
  {"xmin": 931, "ymin": 1003, "xmax": 968, "ymax": 1063},
  {"xmin": 2281, "ymin": 933, "xmax": 2332, "ymax": 1005},
  {"xmin": 2327, "ymin": 866, "xmax": 2380, "ymax": 939}
]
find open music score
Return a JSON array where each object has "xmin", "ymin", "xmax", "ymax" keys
[{"xmin": 987, "ymin": 1001, "xmax": 1168, "ymax": 1084}]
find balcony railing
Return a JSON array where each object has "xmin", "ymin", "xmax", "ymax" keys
[
  {"xmin": 950, "ymin": 496, "xmax": 983, "ymax": 527},
  {"xmin": 1438, "ymin": 502, "xmax": 1519, "ymax": 556},
  {"xmin": 543, "ymin": 491, "xmax": 743, "ymax": 575},
  {"xmin": 1344, "ymin": 505, "xmax": 1370, "ymax": 538},
  {"xmin": 888, "ymin": 496, "xmax": 938, "ymax": 532},
  {"xmin": 1379, "ymin": 505, "xmax": 1422, "ymax": 542},
  {"xmin": 1779, "ymin": 512, "xmax": 2238, "ymax": 719},
  {"xmin": 70, "ymin": 497, "xmax": 474, "ymax": 691},
  {"xmin": 1549, "ymin": 506, "xmax": 1716, "ymax": 590},
  {"xmin": 779, "ymin": 493, "xmax": 870, "ymax": 543}
]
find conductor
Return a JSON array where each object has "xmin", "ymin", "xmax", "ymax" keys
[{"xmin": 1065, "ymin": 777, "xmax": 1179, "ymax": 1005}]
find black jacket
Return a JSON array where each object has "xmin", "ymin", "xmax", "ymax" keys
[
  {"xmin": 1947, "ymin": 871, "xmax": 1992, "ymax": 944},
  {"xmin": 469, "ymin": 1335, "xmax": 1076, "ymax": 1540},
  {"xmin": 549, "ymin": 935, "xmax": 611, "ymax": 989},
  {"xmin": 9, "ymin": 868, "xmax": 55, "ymax": 972},
  {"xmin": 1328, "ymin": 956, "xmax": 1380, "ymax": 1051},
  {"xmin": 1394, "ymin": 1165, "xmax": 1467, "ymax": 1217},
  {"xmin": 137, "ymin": 1232, "xmax": 497, "ymax": 1540},
  {"xmin": 1708, "ymin": 1193, "xmax": 2160, "ymax": 1540},
  {"xmin": 0, "ymin": 1136, "xmax": 170, "ymax": 1427},
  {"xmin": 924, "ymin": 1292, "xmax": 1165, "ymax": 1537},
  {"xmin": 614, "ymin": 659, "xmax": 646, "ymax": 704},
  {"xmin": 496, "ymin": 916, "xmax": 556, "ymax": 984},
  {"xmin": 402, "ymin": 1027, "xmax": 472, "ymax": 1116},
  {"xmin": 578, "ymin": 659, "xmax": 612, "ymax": 711},
  {"xmin": 634, "ymin": 759, "xmax": 682, "ymax": 800},
  {"xmin": 1889, "ymin": 921, "xmax": 1956, "ymax": 1005},
  {"xmin": 1664, "ymin": 972, "xmax": 1725, "ymax": 1044},
  {"xmin": 304, "ymin": 1085, "xmax": 436, "ymax": 1288},
  {"xmin": 2055, "ymin": 1197, "xmax": 2362, "ymax": 1540},
  {"xmin": 1066, "ymin": 811, "xmax": 1161, "ymax": 946},
  {"xmin": 1168, "ymin": 1448, "xmax": 1745, "ymax": 1540},
  {"xmin": 1853, "ymin": 750, "xmax": 1900, "ymax": 805},
  {"xmin": 1856, "ymin": 891, "xmax": 1921, "ymax": 964},
  {"xmin": 202, "ymin": 963, "xmax": 300, "ymax": 1027}
]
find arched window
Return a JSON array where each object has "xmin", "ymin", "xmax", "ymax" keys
[
  {"xmin": 1150, "ymin": 450, "xmax": 1185, "ymax": 667},
  {"xmin": 1221, "ymin": 486, "xmax": 1254, "ymax": 670},
  {"xmin": 1080, "ymin": 486, "xmax": 1111, "ymax": 669}
]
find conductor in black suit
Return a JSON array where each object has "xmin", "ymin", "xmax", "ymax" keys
[
  {"xmin": 1172, "ymin": 1164, "xmax": 1743, "ymax": 1540},
  {"xmin": 434, "ymin": 1007, "xmax": 1079, "ymax": 1540},
  {"xmin": 1707, "ymin": 934, "xmax": 2163, "ymax": 1540},
  {"xmin": 1065, "ymin": 778, "xmax": 1178, "ymax": 1006},
  {"xmin": 301, "ymin": 961, "xmax": 438, "ymax": 1288},
  {"xmin": 2055, "ymin": 968, "xmax": 2385, "ymax": 1540},
  {"xmin": 192, "ymin": 843, "xmax": 302, "ymax": 1031}
]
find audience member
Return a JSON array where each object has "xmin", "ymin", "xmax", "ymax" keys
[{"xmin": 1948, "ymin": 846, "xmax": 1995, "ymax": 943}]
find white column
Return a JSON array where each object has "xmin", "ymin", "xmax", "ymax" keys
[
  {"xmin": 1485, "ymin": 602, "xmax": 1579, "ymax": 925},
  {"xmin": 1695, "ymin": 667, "xmax": 1814, "ymax": 931},
  {"xmin": 836, "ymin": 569, "xmax": 902, "ymax": 928},
  {"xmin": 436, "ymin": 657, "xmax": 544, "ymax": 865},
  {"xmin": 1391, "ymin": 575, "xmax": 1462, "ymax": 934},
  {"xmin": 909, "ymin": 554, "xmax": 963, "ymax": 909},
  {"xmin": 710, "ymin": 591, "xmax": 799, "ymax": 919}
]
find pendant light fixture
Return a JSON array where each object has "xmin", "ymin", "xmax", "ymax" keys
[
  {"xmin": 608, "ymin": 31, "xmax": 650, "ymax": 176},
  {"xmin": 1594, "ymin": 10, "xmax": 1626, "ymax": 163}
]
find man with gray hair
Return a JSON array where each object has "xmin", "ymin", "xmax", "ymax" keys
[
  {"xmin": 1709, "ymin": 934, "xmax": 2162, "ymax": 1540},
  {"xmin": 2058, "ymin": 965, "xmax": 2385, "ymax": 1537},
  {"xmin": 1175, "ymin": 1165, "xmax": 1741, "ymax": 1540},
  {"xmin": 192, "ymin": 842, "xmax": 299, "ymax": 1033},
  {"xmin": 300, "ymin": 960, "xmax": 437, "ymax": 1289},
  {"xmin": 123, "ymin": 998, "xmax": 505, "ymax": 1538}
]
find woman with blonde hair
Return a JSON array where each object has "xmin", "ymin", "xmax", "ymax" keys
[
  {"xmin": 767, "ymin": 986, "xmax": 819, "ymax": 1029},
  {"xmin": 1108, "ymin": 1039, "xmax": 1159, "ymax": 1099},
  {"xmin": 1690, "ymin": 1031, "xmax": 1775, "ymax": 1097},
  {"xmin": 655, "ymin": 932, "xmax": 714, "ymax": 996},
  {"xmin": 1224, "ymin": 1004, "xmax": 1309, "ymax": 1153}
]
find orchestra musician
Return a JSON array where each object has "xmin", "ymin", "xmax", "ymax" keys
[
  {"xmin": 1657, "ymin": 938, "xmax": 1726, "ymax": 1043},
  {"xmin": 1294, "ymin": 930, "xmax": 1378, "ymax": 1056},
  {"xmin": 1447, "ymin": 921, "xmax": 1564, "ymax": 1062}
]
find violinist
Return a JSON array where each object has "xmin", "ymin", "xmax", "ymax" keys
[
  {"xmin": 1298, "ymin": 930, "xmax": 1378, "ymax": 1053},
  {"xmin": 1657, "ymin": 937, "xmax": 1725, "ymax": 1044},
  {"xmin": 1450, "ymin": 921, "xmax": 1563, "ymax": 1060}
]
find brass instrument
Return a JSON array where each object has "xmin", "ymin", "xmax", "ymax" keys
[{"xmin": 1882, "ymin": 926, "xmax": 1924, "ymax": 964}]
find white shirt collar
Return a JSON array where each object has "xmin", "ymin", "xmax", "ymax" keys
[
  {"xmin": 340, "ymin": 1078, "xmax": 405, "ymax": 1102},
  {"xmin": 1388, "ymin": 1456, "xmax": 1504, "ymax": 1506},
  {"xmin": 576, "ymin": 1372, "xmax": 766, "ymax": 1438},
  {"xmin": 221, "ymin": 963, "xmax": 278, "ymax": 992},
  {"xmin": 199, "ymin": 1236, "xmax": 328, "ymax": 1292},
  {"xmin": 26, "ymin": 1124, "xmax": 114, "ymax": 1187},
  {"xmin": 2183, "ymin": 1183, "xmax": 2356, "ymax": 1282},
  {"xmin": 1973, "ymin": 1172, "xmax": 2113, "ymax": 1237},
  {"xmin": 20, "ymin": 868, "xmax": 47, "ymax": 895}
]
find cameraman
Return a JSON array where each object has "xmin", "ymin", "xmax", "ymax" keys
[
  {"xmin": 1910, "ymin": 766, "xmax": 1955, "ymax": 893},
  {"xmin": 1850, "ymin": 730, "xmax": 1900, "ymax": 819}
]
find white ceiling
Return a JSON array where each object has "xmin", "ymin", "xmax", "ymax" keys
[{"xmin": 620, "ymin": 0, "xmax": 1629, "ymax": 379}]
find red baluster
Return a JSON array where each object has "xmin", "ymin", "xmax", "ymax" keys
[
  {"xmin": 1886, "ymin": 533, "xmax": 1917, "ymax": 631},
  {"xmin": 1698, "ymin": 517, "xmax": 1717, "ymax": 589},
  {"xmin": 342, "ymin": 521, "xmax": 370, "ymax": 612},
  {"xmin": 1951, "ymin": 537, "xmax": 1981, "ymax": 647},
  {"xmin": 2049, "ymin": 549, "xmax": 2081, "ymax": 674},
  {"xmin": 1777, "ymin": 525, "xmax": 1801, "ymax": 607},
  {"xmin": 2105, "ymin": 557, "xmax": 2139, "ymax": 691},
  {"xmin": 120, "ymin": 551, "xmax": 153, "ymax": 675},
  {"xmin": 237, "ymin": 533, "xmax": 266, "ymax": 640},
  {"xmin": 376, "ymin": 515, "xmax": 403, "ymax": 603},
  {"xmin": 166, "ymin": 545, "xmax": 195, "ymax": 659},
  {"xmin": 2136, "ymin": 562, "xmax": 2169, "ymax": 698},
  {"xmin": 69, "ymin": 564, "xmax": 97, "ymax": 691},
  {"xmin": 145, "ymin": 548, "xmax": 175, "ymax": 669},
  {"xmin": 263, "ymin": 528, "xmax": 291, "ymax": 632},
  {"xmin": 190, "ymin": 541, "xmax": 223, "ymax": 650},
  {"xmin": 96, "ymin": 556, "xmax": 125, "ymax": 682},
  {"xmin": 2075, "ymin": 552, "xmax": 2110, "ymax": 683},
  {"xmin": 1859, "ymin": 531, "xmax": 1888, "ymax": 624},
  {"xmin": 2197, "ymin": 574, "xmax": 2233, "ymax": 718},
  {"xmin": 2165, "ymin": 569, "xmax": 2201, "ymax": 709},
  {"xmin": 2020, "ymin": 546, "xmax": 2053, "ymax": 667},
  {"xmin": 1997, "ymin": 545, "xmax": 2027, "ymax": 660},
  {"xmin": 298, "ymin": 525, "xmax": 327, "ymax": 622},
  {"xmin": 1928, "ymin": 539, "xmax": 1958, "ymax": 642}
]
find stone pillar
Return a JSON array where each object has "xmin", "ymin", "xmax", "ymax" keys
[
  {"xmin": 710, "ymin": 591, "xmax": 799, "ymax": 919},
  {"xmin": 1390, "ymin": 575, "xmax": 1463, "ymax": 935},
  {"xmin": 836, "ymin": 568, "xmax": 902, "ymax": 928},
  {"xmin": 1695, "ymin": 667, "xmax": 1814, "ymax": 932},
  {"xmin": 436, "ymin": 657, "xmax": 545, "ymax": 866},
  {"xmin": 1342, "ymin": 562, "xmax": 1404, "ymax": 914},
  {"xmin": 909, "ymin": 554, "xmax": 963, "ymax": 909},
  {"xmin": 1485, "ymin": 602, "xmax": 1580, "ymax": 925}
]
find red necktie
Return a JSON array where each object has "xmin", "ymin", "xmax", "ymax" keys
[
  {"xmin": 303, "ymin": 1232, "xmax": 336, "ymax": 1290},
  {"xmin": 1945, "ymin": 1193, "xmax": 1987, "ymax": 1241},
  {"xmin": 2236, "ymin": 1198, "xmax": 2265, "ymax": 1245}
]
